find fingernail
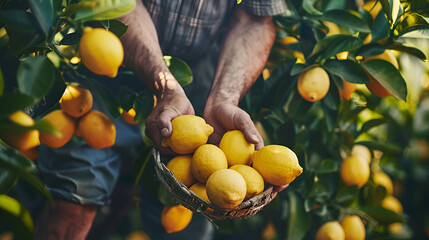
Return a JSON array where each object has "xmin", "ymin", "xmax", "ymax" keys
[
  {"xmin": 250, "ymin": 134, "xmax": 259, "ymax": 143},
  {"xmin": 161, "ymin": 128, "xmax": 169, "ymax": 137}
]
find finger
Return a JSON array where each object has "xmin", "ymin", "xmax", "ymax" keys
[
  {"xmin": 255, "ymin": 132, "xmax": 264, "ymax": 150},
  {"xmin": 145, "ymin": 120, "xmax": 162, "ymax": 147},
  {"xmin": 233, "ymin": 112, "xmax": 260, "ymax": 145},
  {"xmin": 156, "ymin": 109, "xmax": 178, "ymax": 138}
]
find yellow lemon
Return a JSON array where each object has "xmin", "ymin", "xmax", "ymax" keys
[
  {"xmin": 59, "ymin": 85, "xmax": 93, "ymax": 118},
  {"xmin": 341, "ymin": 215, "xmax": 366, "ymax": 240},
  {"xmin": 252, "ymin": 145, "xmax": 303, "ymax": 186},
  {"xmin": 297, "ymin": 66, "xmax": 330, "ymax": 102},
  {"xmin": 381, "ymin": 195, "xmax": 403, "ymax": 213},
  {"xmin": 373, "ymin": 170, "xmax": 393, "ymax": 195},
  {"xmin": 161, "ymin": 115, "xmax": 213, "ymax": 154},
  {"xmin": 219, "ymin": 130, "xmax": 254, "ymax": 166},
  {"xmin": 389, "ymin": 222, "xmax": 403, "ymax": 235},
  {"xmin": 160, "ymin": 205, "xmax": 193, "ymax": 234},
  {"xmin": 351, "ymin": 145, "xmax": 371, "ymax": 164},
  {"xmin": 79, "ymin": 27, "xmax": 124, "ymax": 78},
  {"xmin": 0, "ymin": 111, "xmax": 40, "ymax": 151},
  {"xmin": 336, "ymin": 51, "xmax": 349, "ymax": 60},
  {"xmin": 315, "ymin": 221, "xmax": 345, "ymax": 240},
  {"xmin": 339, "ymin": 79, "xmax": 357, "ymax": 101},
  {"xmin": 206, "ymin": 169, "xmax": 247, "ymax": 209},
  {"xmin": 189, "ymin": 182, "xmax": 209, "ymax": 202},
  {"xmin": 340, "ymin": 156, "xmax": 370, "ymax": 188},
  {"xmin": 166, "ymin": 155, "xmax": 196, "ymax": 188},
  {"xmin": 364, "ymin": 50, "xmax": 398, "ymax": 98},
  {"xmin": 78, "ymin": 110, "xmax": 116, "ymax": 149},
  {"xmin": 122, "ymin": 108, "xmax": 139, "ymax": 125},
  {"xmin": 39, "ymin": 110, "xmax": 76, "ymax": 148},
  {"xmin": 191, "ymin": 144, "xmax": 228, "ymax": 183},
  {"xmin": 230, "ymin": 164, "xmax": 264, "ymax": 200}
]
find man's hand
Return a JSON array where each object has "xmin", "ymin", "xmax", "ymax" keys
[
  {"xmin": 204, "ymin": 102, "xmax": 264, "ymax": 150},
  {"xmin": 145, "ymin": 74, "xmax": 195, "ymax": 156}
]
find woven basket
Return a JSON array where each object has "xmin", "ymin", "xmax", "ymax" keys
[{"xmin": 153, "ymin": 149, "xmax": 276, "ymax": 221}]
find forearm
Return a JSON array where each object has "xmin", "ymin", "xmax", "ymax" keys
[
  {"xmin": 118, "ymin": 1, "xmax": 182, "ymax": 98},
  {"xmin": 207, "ymin": 8, "xmax": 275, "ymax": 106}
]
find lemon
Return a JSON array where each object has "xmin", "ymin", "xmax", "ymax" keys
[
  {"xmin": 160, "ymin": 205, "xmax": 193, "ymax": 234},
  {"xmin": 297, "ymin": 66, "xmax": 330, "ymax": 102},
  {"xmin": 206, "ymin": 169, "xmax": 247, "ymax": 209},
  {"xmin": 229, "ymin": 164, "xmax": 264, "ymax": 200},
  {"xmin": 219, "ymin": 130, "xmax": 254, "ymax": 166},
  {"xmin": 189, "ymin": 182, "xmax": 209, "ymax": 202},
  {"xmin": 389, "ymin": 222, "xmax": 403, "ymax": 235},
  {"xmin": 381, "ymin": 195, "xmax": 403, "ymax": 213},
  {"xmin": 315, "ymin": 221, "xmax": 345, "ymax": 240},
  {"xmin": 161, "ymin": 115, "xmax": 214, "ymax": 154},
  {"xmin": 252, "ymin": 145, "xmax": 303, "ymax": 186},
  {"xmin": 59, "ymin": 85, "xmax": 93, "ymax": 118},
  {"xmin": 0, "ymin": 111, "xmax": 40, "ymax": 151},
  {"xmin": 125, "ymin": 231, "xmax": 151, "ymax": 240},
  {"xmin": 351, "ymin": 145, "xmax": 371, "ymax": 164},
  {"xmin": 166, "ymin": 155, "xmax": 196, "ymax": 188},
  {"xmin": 122, "ymin": 108, "xmax": 139, "ymax": 125},
  {"xmin": 39, "ymin": 110, "xmax": 76, "ymax": 148},
  {"xmin": 341, "ymin": 215, "xmax": 365, "ymax": 240},
  {"xmin": 79, "ymin": 27, "xmax": 124, "ymax": 78},
  {"xmin": 78, "ymin": 110, "xmax": 116, "ymax": 149},
  {"xmin": 339, "ymin": 79, "xmax": 357, "ymax": 101},
  {"xmin": 373, "ymin": 170, "xmax": 393, "ymax": 195},
  {"xmin": 191, "ymin": 144, "xmax": 228, "ymax": 183},
  {"xmin": 340, "ymin": 156, "xmax": 370, "ymax": 188}
]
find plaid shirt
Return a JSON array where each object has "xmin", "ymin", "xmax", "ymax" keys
[{"xmin": 142, "ymin": 0, "xmax": 287, "ymax": 61}]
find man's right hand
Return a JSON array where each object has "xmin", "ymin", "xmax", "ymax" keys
[{"xmin": 145, "ymin": 75, "xmax": 194, "ymax": 156}]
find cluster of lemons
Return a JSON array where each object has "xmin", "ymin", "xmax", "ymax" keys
[
  {"xmin": 315, "ymin": 145, "xmax": 404, "ymax": 239},
  {"xmin": 159, "ymin": 115, "xmax": 303, "ymax": 233}
]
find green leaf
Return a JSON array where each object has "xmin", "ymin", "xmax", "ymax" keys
[
  {"xmin": 158, "ymin": 184, "xmax": 177, "ymax": 206},
  {"xmin": 0, "ymin": 92, "xmax": 37, "ymax": 119},
  {"xmin": 362, "ymin": 59, "xmax": 407, "ymax": 102},
  {"xmin": 133, "ymin": 146, "xmax": 153, "ymax": 186},
  {"xmin": 286, "ymin": 91, "xmax": 314, "ymax": 121},
  {"xmin": 0, "ymin": 143, "xmax": 53, "ymax": 204},
  {"xmin": 0, "ymin": 68, "xmax": 4, "ymax": 97},
  {"xmin": 134, "ymin": 89, "xmax": 154, "ymax": 122},
  {"xmin": 273, "ymin": 118, "xmax": 296, "ymax": 148},
  {"xmin": 118, "ymin": 87, "xmax": 137, "ymax": 111},
  {"xmin": 359, "ymin": 118, "xmax": 390, "ymax": 135},
  {"xmin": 102, "ymin": 19, "xmax": 128, "ymax": 39},
  {"xmin": 163, "ymin": 56, "xmax": 193, "ymax": 87},
  {"xmin": 371, "ymin": 10, "xmax": 390, "ymax": 42},
  {"xmin": 17, "ymin": 56, "xmax": 56, "ymax": 99},
  {"xmin": 4, "ymin": 26, "xmax": 44, "ymax": 56},
  {"xmin": 322, "ymin": 102, "xmax": 337, "ymax": 131},
  {"xmin": 354, "ymin": 140, "xmax": 402, "ymax": 154},
  {"xmin": 356, "ymin": 43, "xmax": 386, "ymax": 57},
  {"xmin": 34, "ymin": 119, "xmax": 59, "ymax": 135},
  {"xmin": 302, "ymin": 0, "xmax": 322, "ymax": 15},
  {"xmin": 379, "ymin": 0, "xmax": 392, "ymax": 23},
  {"xmin": 291, "ymin": 63, "xmax": 310, "ymax": 76},
  {"xmin": 316, "ymin": 159, "xmax": 338, "ymax": 174},
  {"xmin": 74, "ymin": 0, "xmax": 136, "ymax": 22},
  {"xmin": 310, "ymin": 35, "xmax": 363, "ymax": 60},
  {"xmin": 387, "ymin": 43, "xmax": 427, "ymax": 60},
  {"xmin": 28, "ymin": 0, "xmax": 54, "ymax": 35},
  {"xmin": 0, "ymin": 194, "xmax": 34, "ymax": 240},
  {"xmin": 84, "ymin": 77, "xmax": 121, "ymax": 118},
  {"xmin": 59, "ymin": 32, "xmax": 81, "ymax": 45},
  {"xmin": 322, "ymin": 10, "xmax": 370, "ymax": 33},
  {"xmin": 0, "ymin": 10, "xmax": 37, "ymax": 33},
  {"xmin": 0, "ymin": 170, "xmax": 16, "ymax": 194},
  {"xmin": 324, "ymin": 59, "xmax": 370, "ymax": 84},
  {"xmin": 396, "ymin": 13, "xmax": 429, "ymax": 36},
  {"xmin": 286, "ymin": 191, "xmax": 312, "ymax": 240},
  {"xmin": 360, "ymin": 206, "xmax": 404, "ymax": 224},
  {"xmin": 334, "ymin": 185, "xmax": 358, "ymax": 204}
]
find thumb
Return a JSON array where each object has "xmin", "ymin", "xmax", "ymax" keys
[{"xmin": 156, "ymin": 109, "xmax": 178, "ymax": 138}]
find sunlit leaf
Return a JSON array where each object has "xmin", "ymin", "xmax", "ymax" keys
[
  {"xmin": 74, "ymin": 0, "xmax": 136, "ymax": 22},
  {"xmin": 310, "ymin": 35, "xmax": 363, "ymax": 60},
  {"xmin": 387, "ymin": 43, "xmax": 427, "ymax": 60},
  {"xmin": 0, "ymin": 194, "xmax": 34, "ymax": 239},
  {"xmin": 102, "ymin": 19, "xmax": 128, "ymax": 39},
  {"xmin": 396, "ymin": 12, "xmax": 429, "ymax": 36},
  {"xmin": 302, "ymin": 0, "xmax": 322, "ymax": 15}
]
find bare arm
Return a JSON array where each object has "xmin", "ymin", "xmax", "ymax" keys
[
  {"xmin": 204, "ymin": 8, "xmax": 276, "ymax": 149},
  {"xmin": 119, "ymin": 1, "xmax": 194, "ymax": 155}
]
